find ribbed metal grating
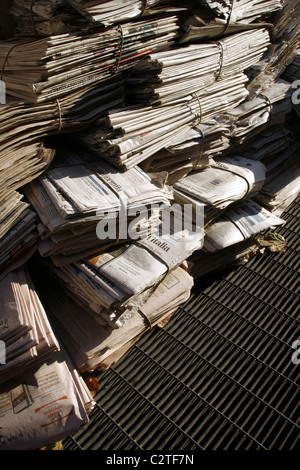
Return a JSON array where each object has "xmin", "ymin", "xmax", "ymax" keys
[{"xmin": 63, "ymin": 196, "xmax": 300, "ymax": 450}]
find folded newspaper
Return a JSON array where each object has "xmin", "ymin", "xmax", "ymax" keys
[
  {"xmin": 23, "ymin": 145, "xmax": 172, "ymax": 264},
  {"xmin": 203, "ymin": 198, "xmax": 285, "ymax": 252},
  {"xmin": 47, "ymin": 201, "xmax": 204, "ymax": 329},
  {"xmin": 34, "ymin": 261, "xmax": 194, "ymax": 372},
  {"xmin": 174, "ymin": 155, "xmax": 266, "ymax": 224},
  {"xmin": 0, "ymin": 266, "xmax": 60, "ymax": 386},
  {"xmin": 0, "ymin": 346, "xmax": 93, "ymax": 450}
]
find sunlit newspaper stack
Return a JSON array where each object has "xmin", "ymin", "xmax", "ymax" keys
[
  {"xmin": 0, "ymin": 347, "xmax": 93, "ymax": 450},
  {"xmin": 140, "ymin": 117, "xmax": 231, "ymax": 184},
  {"xmin": 24, "ymin": 147, "xmax": 172, "ymax": 265},
  {"xmin": 0, "ymin": 192, "xmax": 38, "ymax": 280},
  {"xmin": 203, "ymin": 198, "xmax": 285, "ymax": 252},
  {"xmin": 125, "ymin": 28, "xmax": 270, "ymax": 105},
  {"xmin": 254, "ymin": 148, "xmax": 300, "ymax": 215},
  {"xmin": 49, "ymin": 204, "xmax": 203, "ymax": 329},
  {"xmin": 0, "ymin": 14, "xmax": 179, "ymax": 103},
  {"xmin": 174, "ymin": 155, "xmax": 266, "ymax": 223},
  {"xmin": 0, "ymin": 267, "xmax": 60, "ymax": 386},
  {"xmin": 73, "ymin": 72, "xmax": 249, "ymax": 169},
  {"xmin": 36, "ymin": 261, "xmax": 194, "ymax": 372}
]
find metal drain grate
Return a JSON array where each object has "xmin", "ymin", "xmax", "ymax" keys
[{"xmin": 63, "ymin": 197, "xmax": 300, "ymax": 450}]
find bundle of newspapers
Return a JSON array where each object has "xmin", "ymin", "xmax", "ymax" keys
[
  {"xmin": 0, "ymin": 192, "xmax": 38, "ymax": 280},
  {"xmin": 140, "ymin": 117, "xmax": 231, "ymax": 184},
  {"xmin": 125, "ymin": 28, "xmax": 270, "ymax": 105},
  {"xmin": 0, "ymin": 266, "xmax": 60, "ymax": 386},
  {"xmin": 0, "ymin": 14, "xmax": 180, "ymax": 103},
  {"xmin": 174, "ymin": 155, "xmax": 266, "ymax": 224},
  {"xmin": 225, "ymin": 78, "xmax": 292, "ymax": 144},
  {"xmin": 23, "ymin": 145, "xmax": 173, "ymax": 265},
  {"xmin": 0, "ymin": 345, "xmax": 93, "ymax": 450},
  {"xmin": 72, "ymin": 72, "xmax": 249, "ymax": 170},
  {"xmin": 178, "ymin": 3, "xmax": 278, "ymax": 44},
  {"xmin": 35, "ymin": 259, "xmax": 194, "ymax": 372},
  {"xmin": 46, "ymin": 207, "xmax": 204, "ymax": 329},
  {"xmin": 203, "ymin": 198, "xmax": 285, "ymax": 252},
  {"xmin": 197, "ymin": 0, "xmax": 283, "ymax": 24}
]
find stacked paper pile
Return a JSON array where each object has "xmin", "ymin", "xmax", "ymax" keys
[
  {"xmin": 247, "ymin": 0, "xmax": 300, "ymax": 92},
  {"xmin": 35, "ymin": 261, "xmax": 194, "ymax": 372},
  {"xmin": 0, "ymin": 346, "xmax": 93, "ymax": 450},
  {"xmin": 0, "ymin": 192, "xmax": 38, "ymax": 279},
  {"xmin": 72, "ymin": 72, "xmax": 249, "ymax": 169},
  {"xmin": 0, "ymin": 266, "xmax": 60, "ymax": 385},
  {"xmin": 174, "ymin": 155, "xmax": 266, "ymax": 224},
  {"xmin": 24, "ymin": 145, "xmax": 172, "ymax": 265},
  {"xmin": 197, "ymin": 0, "xmax": 283, "ymax": 24},
  {"xmin": 140, "ymin": 117, "xmax": 231, "ymax": 184},
  {"xmin": 0, "ymin": 15, "xmax": 179, "ymax": 103},
  {"xmin": 72, "ymin": 28, "xmax": 270, "ymax": 169}
]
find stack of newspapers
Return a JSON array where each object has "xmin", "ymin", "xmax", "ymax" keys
[
  {"xmin": 203, "ymin": 198, "xmax": 285, "ymax": 252},
  {"xmin": 0, "ymin": 193, "xmax": 38, "ymax": 279},
  {"xmin": 46, "ymin": 208, "xmax": 204, "ymax": 329},
  {"xmin": 23, "ymin": 145, "xmax": 173, "ymax": 265},
  {"xmin": 247, "ymin": 0, "xmax": 300, "ymax": 92},
  {"xmin": 1, "ymin": 0, "xmax": 300, "ymax": 450},
  {"xmin": 198, "ymin": 0, "xmax": 283, "ymax": 24},
  {"xmin": 0, "ymin": 266, "xmax": 60, "ymax": 385},
  {"xmin": 125, "ymin": 29, "xmax": 270, "ymax": 105},
  {"xmin": 0, "ymin": 14, "xmax": 180, "ymax": 103},
  {"xmin": 0, "ymin": 345, "xmax": 93, "ymax": 450},
  {"xmin": 73, "ymin": 73, "xmax": 250, "ymax": 170},
  {"xmin": 173, "ymin": 155, "xmax": 266, "ymax": 223},
  {"xmin": 34, "ymin": 260, "xmax": 194, "ymax": 372},
  {"xmin": 140, "ymin": 117, "xmax": 231, "ymax": 184}
]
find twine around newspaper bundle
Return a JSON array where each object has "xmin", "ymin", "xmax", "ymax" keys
[
  {"xmin": 139, "ymin": 0, "xmax": 149, "ymax": 17},
  {"xmin": 112, "ymin": 25, "xmax": 125, "ymax": 74},
  {"xmin": 210, "ymin": 162, "xmax": 252, "ymax": 199}
]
